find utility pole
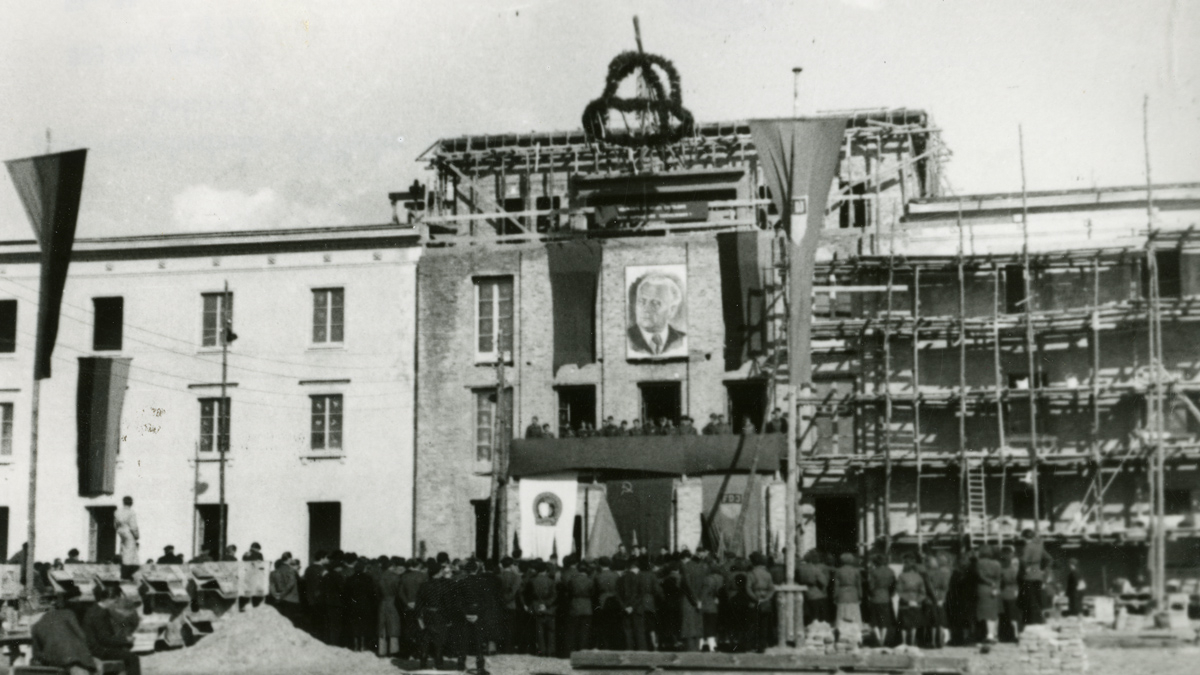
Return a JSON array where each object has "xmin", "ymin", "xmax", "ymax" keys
[
  {"xmin": 218, "ymin": 280, "xmax": 234, "ymax": 561},
  {"xmin": 486, "ymin": 351, "xmax": 508, "ymax": 560}
]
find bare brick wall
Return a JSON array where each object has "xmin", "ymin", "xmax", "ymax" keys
[{"xmin": 415, "ymin": 233, "xmax": 769, "ymax": 557}]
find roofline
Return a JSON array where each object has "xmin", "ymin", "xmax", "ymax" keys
[
  {"xmin": 0, "ymin": 222, "xmax": 421, "ymax": 264},
  {"xmin": 419, "ymin": 108, "xmax": 931, "ymax": 161},
  {"xmin": 906, "ymin": 183, "xmax": 1200, "ymax": 221}
]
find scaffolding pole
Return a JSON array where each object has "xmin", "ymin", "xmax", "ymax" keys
[
  {"xmin": 993, "ymin": 264, "xmax": 1009, "ymax": 542},
  {"xmin": 957, "ymin": 203, "xmax": 971, "ymax": 542},
  {"xmin": 1143, "ymin": 94, "xmax": 1167, "ymax": 611},
  {"xmin": 1090, "ymin": 256, "xmax": 1104, "ymax": 536},
  {"xmin": 1019, "ymin": 125, "xmax": 1041, "ymax": 530},
  {"xmin": 883, "ymin": 245, "xmax": 895, "ymax": 551},
  {"xmin": 912, "ymin": 266, "xmax": 923, "ymax": 551}
]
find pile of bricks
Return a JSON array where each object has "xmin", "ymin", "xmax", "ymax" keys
[
  {"xmin": 1019, "ymin": 620, "xmax": 1089, "ymax": 674},
  {"xmin": 801, "ymin": 621, "xmax": 836, "ymax": 654}
]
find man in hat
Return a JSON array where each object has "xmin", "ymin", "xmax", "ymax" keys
[
  {"xmin": 525, "ymin": 416, "xmax": 544, "ymax": 439},
  {"xmin": 156, "ymin": 546, "xmax": 183, "ymax": 564},
  {"xmin": 525, "ymin": 559, "xmax": 558, "ymax": 657},
  {"xmin": 417, "ymin": 563, "xmax": 453, "ymax": 670},
  {"xmin": 243, "ymin": 542, "xmax": 264, "ymax": 561},
  {"xmin": 593, "ymin": 557, "xmax": 620, "ymax": 648},
  {"xmin": 677, "ymin": 416, "xmax": 699, "ymax": 435},
  {"xmin": 83, "ymin": 585, "xmax": 142, "ymax": 675},
  {"xmin": 115, "ymin": 496, "xmax": 140, "ymax": 567}
]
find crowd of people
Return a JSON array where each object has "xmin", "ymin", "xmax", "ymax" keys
[
  {"xmin": 289, "ymin": 545, "xmax": 783, "ymax": 671},
  {"xmin": 525, "ymin": 409, "xmax": 790, "ymax": 439},
  {"xmin": 797, "ymin": 529, "xmax": 1081, "ymax": 650}
]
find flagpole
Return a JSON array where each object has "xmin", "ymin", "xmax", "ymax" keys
[{"xmin": 24, "ymin": 377, "xmax": 40, "ymax": 604}]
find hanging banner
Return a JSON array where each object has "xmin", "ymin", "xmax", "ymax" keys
[
  {"xmin": 747, "ymin": 119, "xmax": 846, "ymax": 384},
  {"xmin": 547, "ymin": 240, "xmax": 602, "ymax": 373},
  {"xmin": 5, "ymin": 149, "xmax": 88, "ymax": 380},
  {"xmin": 76, "ymin": 357, "xmax": 132, "ymax": 497},
  {"xmin": 716, "ymin": 230, "xmax": 772, "ymax": 370},
  {"xmin": 518, "ymin": 473, "xmax": 578, "ymax": 561}
]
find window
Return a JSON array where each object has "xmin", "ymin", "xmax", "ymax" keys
[
  {"xmin": 92, "ymin": 297, "xmax": 124, "ymax": 351},
  {"xmin": 1, "ymin": 403, "xmax": 12, "ymax": 456},
  {"xmin": 475, "ymin": 388, "xmax": 512, "ymax": 463},
  {"xmin": 198, "ymin": 398, "xmax": 230, "ymax": 453},
  {"xmin": 201, "ymin": 292, "xmax": 233, "ymax": 348},
  {"xmin": 312, "ymin": 288, "xmax": 344, "ymax": 344},
  {"xmin": 1004, "ymin": 265, "xmax": 1027, "ymax": 314},
  {"xmin": 1165, "ymin": 489, "xmax": 1193, "ymax": 516},
  {"xmin": 1011, "ymin": 485, "xmax": 1051, "ymax": 520},
  {"xmin": 557, "ymin": 385, "xmax": 596, "ymax": 436},
  {"xmin": 0, "ymin": 299, "xmax": 15, "ymax": 353},
  {"xmin": 475, "ymin": 277, "xmax": 513, "ymax": 361},
  {"xmin": 310, "ymin": 394, "xmax": 343, "ymax": 451},
  {"xmin": 1143, "ymin": 249, "xmax": 1182, "ymax": 299},
  {"xmin": 639, "ymin": 382, "xmax": 682, "ymax": 427}
]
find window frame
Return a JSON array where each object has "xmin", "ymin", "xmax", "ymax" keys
[
  {"xmin": 473, "ymin": 276, "xmax": 514, "ymax": 364},
  {"xmin": 309, "ymin": 394, "xmax": 344, "ymax": 454},
  {"xmin": 1, "ymin": 402, "xmax": 13, "ymax": 457},
  {"xmin": 473, "ymin": 387, "xmax": 512, "ymax": 469},
  {"xmin": 310, "ymin": 287, "xmax": 346, "ymax": 347},
  {"xmin": 198, "ymin": 397, "xmax": 231, "ymax": 454},
  {"xmin": 200, "ymin": 291, "xmax": 234, "ymax": 349}
]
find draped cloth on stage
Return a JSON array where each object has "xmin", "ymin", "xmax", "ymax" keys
[
  {"xmin": 747, "ymin": 119, "xmax": 846, "ymax": 384},
  {"xmin": 605, "ymin": 477, "xmax": 673, "ymax": 555},
  {"xmin": 701, "ymin": 475, "xmax": 762, "ymax": 558},
  {"xmin": 76, "ymin": 357, "xmax": 132, "ymax": 497},
  {"xmin": 717, "ymin": 231, "xmax": 772, "ymax": 371},
  {"xmin": 547, "ymin": 240, "xmax": 602, "ymax": 373},
  {"xmin": 585, "ymin": 494, "xmax": 622, "ymax": 559},
  {"xmin": 5, "ymin": 149, "xmax": 88, "ymax": 380},
  {"xmin": 518, "ymin": 473, "xmax": 578, "ymax": 561}
]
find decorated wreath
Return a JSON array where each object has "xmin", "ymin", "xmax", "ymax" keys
[{"xmin": 582, "ymin": 50, "xmax": 696, "ymax": 148}]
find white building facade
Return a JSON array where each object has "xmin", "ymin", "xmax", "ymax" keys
[{"xmin": 0, "ymin": 224, "xmax": 421, "ymax": 565}]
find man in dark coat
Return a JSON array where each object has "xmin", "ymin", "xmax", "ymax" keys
[
  {"xmin": 345, "ymin": 560, "xmax": 379, "ymax": 651},
  {"xmin": 749, "ymin": 553, "xmax": 776, "ymax": 652},
  {"xmin": 497, "ymin": 557, "xmax": 523, "ymax": 653},
  {"xmin": 318, "ymin": 553, "xmax": 347, "ymax": 646},
  {"xmin": 593, "ymin": 557, "xmax": 621, "ymax": 649},
  {"xmin": 31, "ymin": 588, "xmax": 95, "ymax": 674},
  {"xmin": 617, "ymin": 557, "xmax": 645, "ymax": 650},
  {"xmin": 679, "ymin": 551, "xmax": 707, "ymax": 652},
  {"xmin": 636, "ymin": 556, "xmax": 663, "ymax": 651},
  {"xmin": 567, "ymin": 561, "xmax": 595, "ymax": 651},
  {"xmin": 302, "ymin": 551, "xmax": 327, "ymax": 638},
  {"xmin": 525, "ymin": 560, "xmax": 558, "ymax": 657},
  {"xmin": 1018, "ymin": 529, "xmax": 1051, "ymax": 626},
  {"xmin": 83, "ymin": 586, "xmax": 141, "ymax": 675},
  {"xmin": 417, "ymin": 563, "xmax": 454, "ymax": 670},
  {"xmin": 453, "ymin": 560, "xmax": 501, "ymax": 673},
  {"xmin": 398, "ymin": 558, "xmax": 428, "ymax": 658}
]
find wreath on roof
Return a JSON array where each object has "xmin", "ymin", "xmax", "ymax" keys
[{"xmin": 582, "ymin": 50, "xmax": 696, "ymax": 148}]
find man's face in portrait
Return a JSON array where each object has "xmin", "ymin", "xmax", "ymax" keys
[{"xmin": 635, "ymin": 278, "xmax": 679, "ymax": 334}]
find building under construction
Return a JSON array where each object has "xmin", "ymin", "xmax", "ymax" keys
[{"xmin": 405, "ymin": 96, "xmax": 1199, "ymax": 598}]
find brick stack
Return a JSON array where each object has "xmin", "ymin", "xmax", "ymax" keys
[
  {"xmin": 1019, "ymin": 621, "xmax": 1089, "ymax": 674},
  {"xmin": 802, "ymin": 620, "xmax": 835, "ymax": 654}
]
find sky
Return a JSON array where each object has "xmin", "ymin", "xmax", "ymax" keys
[{"xmin": 0, "ymin": 0, "xmax": 1197, "ymax": 240}]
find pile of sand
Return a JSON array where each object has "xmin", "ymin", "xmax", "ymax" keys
[{"xmin": 143, "ymin": 605, "xmax": 398, "ymax": 675}]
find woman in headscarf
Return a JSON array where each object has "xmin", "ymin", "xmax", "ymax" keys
[
  {"xmin": 973, "ymin": 545, "xmax": 1002, "ymax": 648},
  {"xmin": 896, "ymin": 554, "xmax": 927, "ymax": 647}
]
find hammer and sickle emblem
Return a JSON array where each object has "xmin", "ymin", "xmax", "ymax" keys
[{"xmin": 621, "ymin": 481, "xmax": 634, "ymax": 496}]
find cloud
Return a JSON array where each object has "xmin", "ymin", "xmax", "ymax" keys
[{"xmin": 171, "ymin": 184, "xmax": 350, "ymax": 232}]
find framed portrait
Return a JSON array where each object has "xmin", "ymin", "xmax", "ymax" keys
[{"xmin": 625, "ymin": 264, "xmax": 688, "ymax": 360}]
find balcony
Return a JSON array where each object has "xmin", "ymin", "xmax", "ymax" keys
[{"xmin": 509, "ymin": 432, "xmax": 786, "ymax": 478}]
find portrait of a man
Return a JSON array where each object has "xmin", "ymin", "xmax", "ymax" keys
[{"xmin": 626, "ymin": 265, "xmax": 688, "ymax": 359}]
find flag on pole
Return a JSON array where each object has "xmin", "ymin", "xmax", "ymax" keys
[
  {"xmin": 747, "ymin": 119, "xmax": 845, "ymax": 384},
  {"xmin": 5, "ymin": 149, "xmax": 88, "ymax": 380}
]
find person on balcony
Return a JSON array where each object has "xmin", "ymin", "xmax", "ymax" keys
[
  {"xmin": 678, "ymin": 416, "xmax": 699, "ymax": 435},
  {"xmin": 525, "ymin": 416, "xmax": 544, "ymax": 439}
]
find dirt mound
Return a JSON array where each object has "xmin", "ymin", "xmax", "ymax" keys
[{"xmin": 143, "ymin": 605, "xmax": 398, "ymax": 675}]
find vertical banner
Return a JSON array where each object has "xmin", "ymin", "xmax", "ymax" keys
[
  {"xmin": 747, "ymin": 119, "xmax": 846, "ymax": 384},
  {"xmin": 518, "ymin": 473, "xmax": 578, "ymax": 561},
  {"xmin": 5, "ymin": 149, "xmax": 88, "ymax": 380},
  {"xmin": 76, "ymin": 357, "xmax": 132, "ymax": 496},
  {"xmin": 547, "ymin": 240, "xmax": 602, "ymax": 373},
  {"xmin": 716, "ymin": 231, "xmax": 772, "ymax": 370}
]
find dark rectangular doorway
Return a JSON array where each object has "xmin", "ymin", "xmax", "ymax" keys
[
  {"xmin": 308, "ymin": 502, "xmax": 341, "ymax": 561},
  {"xmin": 88, "ymin": 506, "xmax": 117, "ymax": 563},
  {"xmin": 195, "ymin": 504, "xmax": 228, "ymax": 561},
  {"xmin": 814, "ymin": 496, "xmax": 858, "ymax": 557},
  {"xmin": 557, "ymin": 385, "xmax": 596, "ymax": 436},
  {"xmin": 726, "ymin": 380, "xmax": 767, "ymax": 433},
  {"xmin": 640, "ymin": 382, "xmax": 682, "ymax": 426},
  {"xmin": 472, "ymin": 499, "xmax": 491, "ymax": 560}
]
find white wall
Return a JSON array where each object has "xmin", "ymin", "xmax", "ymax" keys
[{"xmin": 0, "ymin": 243, "xmax": 419, "ymax": 565}]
